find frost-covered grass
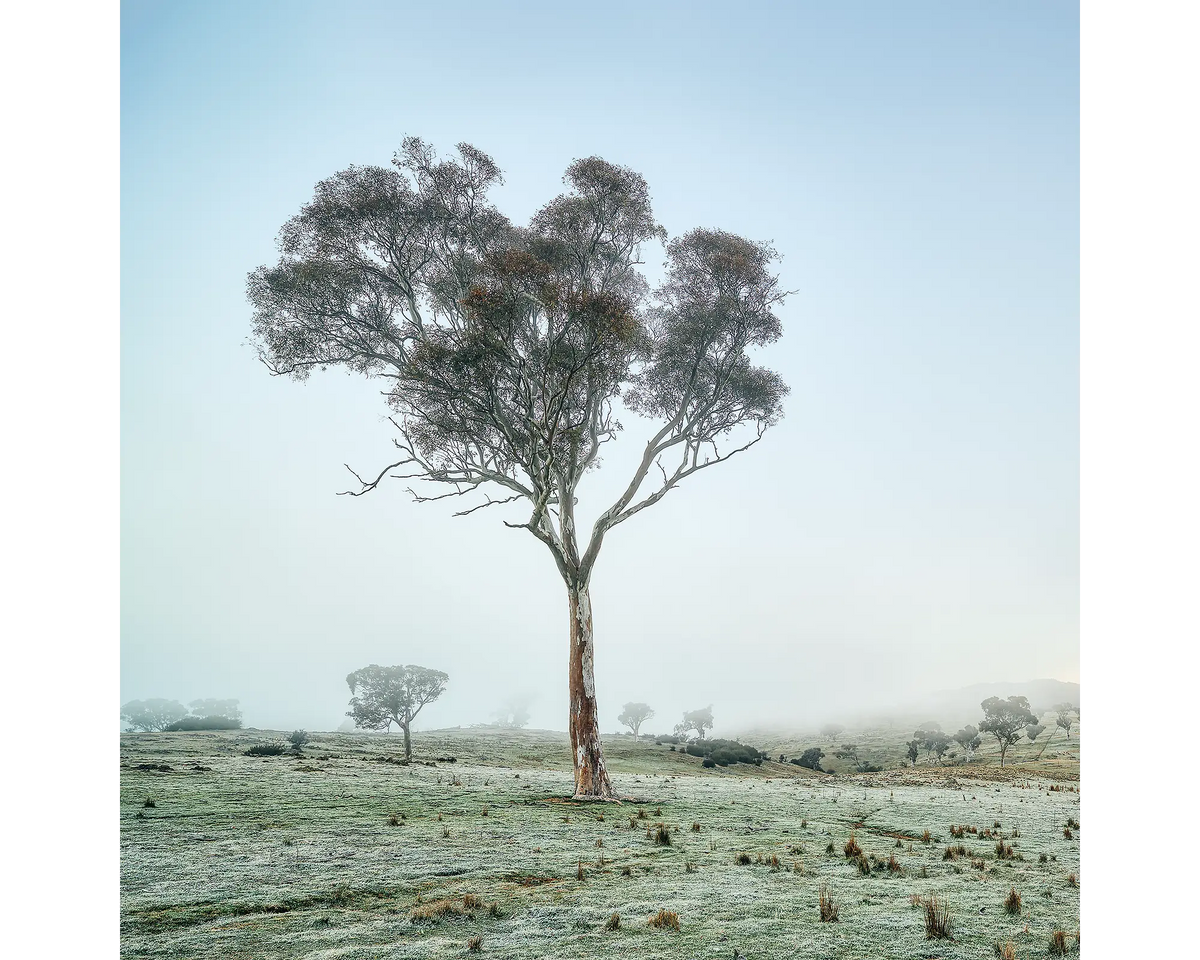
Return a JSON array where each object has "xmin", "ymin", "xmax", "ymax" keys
[{"xmin": 121, "ymin": 728, "xmax": 1080, "ymax": 958}]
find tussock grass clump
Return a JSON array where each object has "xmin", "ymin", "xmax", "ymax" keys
[
  {"xmin": 143, "ymin": 797, "xmax": 156, "ymax": 809},
  {"xmin": 442, "ymin": 827, "xmax": 451, "ymax": 838},
  {"xmin": 818, "ymin": 884, "xmax": 839, "ymax": 922},
  {"xmin": 995, "ymin": 840, "xmax": 1014, "ymax": 860},
  {"xmin": 685, "ymin": 860, "xmax": 697, "ymax": 873},
  {"xmin": 844, "ymin": 834, "xmax": 862, "ymax": 858},
  {"xmin": 1066, "ymin": 872, "xmax": 1077, "ymax": 888},
  {"xmin": 691, "ymin": 822, "xmax": 701, "ymax": 832},
  {"xmin": 576, "ymin": 861, "xmax": 585, "ymax": 881},
  {"xmin": 1065, "ymin": 817, "xmax": 1079, "ymax": 830},
  {"xmin": 919, "ymin": 865, "xmax": 929, "ymax": 879},
  {"xmin": 950, "ymin": 825, "xmax": 965, "ymax": 838},
  {"xmin": 1063, "ymin": 827, "xmax": 1073, "ymax": 839},
  {"xmin": 856, "ymin": 855, "xmax": 871, "ymax": 876},
  {"xmin": 410, "ymin": 898, "xmax": 471, "ymax": 922},
  {"xmin": 909, "ymin": 893, "xmax": 923, "ymax": 908},
  {"xmin": 825, "ymin": 841, "xmax": 835, "ymax": 855},
  {"xmin": 800, "ymin": 818, "xmax": 808, "ymax": 829},
  {"xmin": 923, "ymin": 896, "xmax": 953, "ymax": 940},
  {"xmin": 922, "ymin": 829, "xmax": 932, "ymax": 844},
  {"xmin": 647, "ymin": 908, "xmax": 680, "ymax": 931},
  {"xmin": 461, "ymin": 894, "xmax": 484, "ymax": 910},
  {"xmin": 1039, "ymin": 852, "xmax": 1049, "ymax": 863},
  {"xmin": 1049, "ymin": 930, "xmax": 1069, "ymax": 955},
  {"xmin": 994, "ymin": 940, "xmax": 1017, "ymax": 960},
  {"xmin": 768, "ymin": 854, "xmax": 781, "ymax": 871},
  {"xmin": 388, "ymin": 813, "xmax": 400, "ymax": 826},
  {"xmin": 886, "ymin": 854, "xmax": 903, "ymax": 874},
  {"xmin": 621, "ymin": 864, "xmax": 632, "ymax": 876},
  {"xmin": 943, "ymin": 844, "xmax": 967, "ymax": 861},
  {"xmin": 605, "ymin": 912, "xmax": 620, "ymax": 930},
  {"xmin": 637, "ymin": 809, "xmax": 648, "ymax": 820},
  {"xmin": 1004, "ymin": 887, "xmax": 1022, "ymax": 915},
  {"xmin": 481, "ymin": 805, "xmax": 488, "ymax": 817},
  {"xmin": 467, "ymin": 936, "xmax": 482, "ymax": 952},
  {"xmin": 653, "ymin": 823, "xmax": 671, "ymax": 846},
  {"xmin": 734, "ymin": 852, "xmax": 752, "ymax": 866}
]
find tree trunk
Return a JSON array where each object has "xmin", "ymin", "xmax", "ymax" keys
[
  {"xmin": 568, "ymin": 584, "xmax": 615, "ymax": 799},
  {"xmin": 402, "ymin": 722, "xmax": 412, "ymax": 761}
]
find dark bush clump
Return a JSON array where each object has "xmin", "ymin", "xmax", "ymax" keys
[
  {"xmin": 684, "ymin": 739, "xmax": 766, "ymax": 766},
  {"xmin": 245, "ymin": 743, "xmax": 287, "ymax": 756},
  {"xmin": 164, "ymin": 715, "xmax": 242, "ymax": 731}
]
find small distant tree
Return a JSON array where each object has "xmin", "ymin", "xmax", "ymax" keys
[
  {"xmin": 978, "ymin": 696, "xmax": 1037, "ymax": 767},
  {"xmin": 796, "ymin": 747, "xmax": 824, "ymax": 771},
  {"xmin": 346, "ymin": 664, "xmax": 449, "ymax": 760},
  {"xmin": 188, "ymin": 698, "xmax": 242, "ymax": 721},
  {"xmin": 1024, "ymin": 723, "xmax": 1046, "ymax": 743},
  {"xmin": 819, "ymin": 723, "xmax": 846, "ymax": 741},
  {"xmin": 918, "ymin": 720, "xmax": 942, "ymax": 732},
  {"xmin": 1056, "ymin": 709, "xmax": 1073, "ymax": 740},
  {"xmin": 905, "ymin": 738, "xmax": 920, "ymax": 766},
  {"xmin": 833, "ymin": 743, "xmax": 859, "ymax": 763},
  {"xmin": 617, "ymin": 702, "xmax": 655, "ymax": 740},
  {"xmin": 675, "ymin": 706, "xmax": 714, "ymax": 741},
  {"xmin": 923, "ymin": 730, "xmax": 952, "ymax": 763},
  {"xmin": 492, "ymin": 694, "xmax": 533, "ymax": 729},
  {"xmin": 287, "ymin": 729, "xmax": 311, "ymax": 753},
  {"xmin": 952, "ymin": 725, "xmax": 978, "ymax": 753},
  {"xmin": 120, "ymin": 699, "xmax": 188, "ymax": 732}
]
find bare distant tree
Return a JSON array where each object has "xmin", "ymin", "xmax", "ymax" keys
[
  {"xmin": 345, "ymin": 664, "xmax": 449, "ymax": 760},
  {"xmin": 617, "ymin": 702, "xmax": 655, "ymax": 740},
  {"xmin": 249, "ymin": 140, "xmax": 790, "ymax": 798},
  {"xmin": 1060, "ymin": 705, "xmax": 1080, "ymax": 744}
]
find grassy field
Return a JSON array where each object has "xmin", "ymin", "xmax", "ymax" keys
[{"xmin": 121, "ymin": 726, "xmax": 1080, "ymax": 959}]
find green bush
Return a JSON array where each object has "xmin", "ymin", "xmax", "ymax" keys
[
  {"xmin": 245, "ymin": 743, "xmax": 287, "ymax": 756},
  {"xmin": 683, "ymin": 739, "xmax": 765, "ymax": 765}
]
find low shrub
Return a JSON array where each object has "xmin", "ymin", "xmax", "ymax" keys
[
  {"xmin": 684, "ymin": 739, "xmax": 766, "ymax": 766},
  {"xmin": 734, "ymin": 852, "xmax": 752, "ymax": 866},
  {"xmin": 245, "ymin": 743, "xmax": 287, "ymax": 757}
]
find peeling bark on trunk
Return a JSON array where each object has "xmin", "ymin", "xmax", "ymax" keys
[{"xmin": 568, "ymin": 584, "xmax": 615, "ymax": 799}]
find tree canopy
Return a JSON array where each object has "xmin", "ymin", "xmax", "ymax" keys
[
  {"xmin": 346, "ymin": 663, "xmax": 448, "ymax": 759},
  {"xmin": 121, "ymin": 699, "xmax": 188, "ymax": 732},
  {"xmin": 617, "ymin": 702, "xmax": 655, "ymax": 740},
  {"xmin": 250, "ymin": 139, "xmax": 790, "ymax": 797},
  {"xmin": 979, "ymin": 695, "xmax": 1037, "ymax": 767},
  {"xmin": 675, "ymin": 706, "xmax": 715, "ymax": 741}
]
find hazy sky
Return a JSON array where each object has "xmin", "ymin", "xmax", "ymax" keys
[{"xmin": 121, "ymin": 1, "xmax": 1078, "ymax": 734}]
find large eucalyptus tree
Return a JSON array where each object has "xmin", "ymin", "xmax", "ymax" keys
[{"xmin": 248, "ymin": 139, "xmax": 790, "ymax": 798}]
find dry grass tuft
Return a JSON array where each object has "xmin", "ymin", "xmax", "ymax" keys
[
  {"xmin": 466, "ymin": 935, "xmax": 482, "ymax": 952},
  {"xmin": 818, "ymin": 884, "xmax": 839, "ymax": 922},
  {"xmin": 1049, "ymin": 929, "xmax": 1069, "ymax": 955},
  {"xmin": 605, "ymin": 912, "xmax": 620, "ymax": 930},
  {"xmin": 1066, "ymin": 872, "xmax": 1077, "ymax": 888},
  {"xmin": 995, "ymin": 840, "xmax": 1014, "ymax": 860},
  {"xmin": 576, "ymin": 861, "xmax": 585, "ymax": 881},
  {"xmin": 1004, "ymin": 887, "xmax": 1022, "ymax": 915},
  {"xmin": 621, "ymin": 864, "xmax": 632, "ymax": 876},
  {"xmin": 994, "ymin": 940, "xmax": 1017, "ymax": 960},
  {"xmin": 462, "ymin": 894, "xmax": 484, "ymax": 910},
  {"xmin": 647, "ymin": 908, "xmax": 680, "ymax": 931},
  {"xmin": 923, "ymin": 895, "xmax": 953, "ymax": 940},
  {"xmin": 734, "ymin": 852, "xmax": 752, "ymax": 866},
  {"xmin": 844, "ymin": 834, "xmax": 863, "ymax": 859},
  {"xmin": 691, "ymin": 822, "xmax": 701, "ymax": 832},
  {"xmin": 909, "ymin": 893, "xmax": 924, "ymax": 909},
  {"xmin": 922, "ymin": 829, "xmax": 932, "ymax": 844},
  {"xmin": 481, "ymin": 805, "xmax": 488, "ymax": 817},
  {"xmin": 653, "ymin": 823, "xmax": 672, "ymax": 846},
  {"xmin": 886, "ymin": 854, "xmax": 903, "ymax": 874}
]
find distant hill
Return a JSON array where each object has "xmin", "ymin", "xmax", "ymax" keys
[
  {"xmin": 882, "ymin": 678, "xmax": 1080, "ymax": 729},
  {"xmin": 731, "ymin": 678, "xmax": 1080, "ymax": 744}
]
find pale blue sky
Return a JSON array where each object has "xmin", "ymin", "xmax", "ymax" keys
[{"xmin": 121, "ymin": 1, "xmax": 1078, "ymax": 732}]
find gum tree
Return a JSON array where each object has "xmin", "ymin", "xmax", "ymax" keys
[
  {"xmin": 617, "ymin": 702, "xmax": 655, "ymax": 740},
  {"xmin": 346, "ymin": 663, "xmax": 449, "ymax": 760},
  {"xmin": 978, "ymin": 695, "xmax": 1037, "ymax": 767},
  {"xmin": 249, "ymin": 140, "xmax": 789, "ymax": 798}
]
